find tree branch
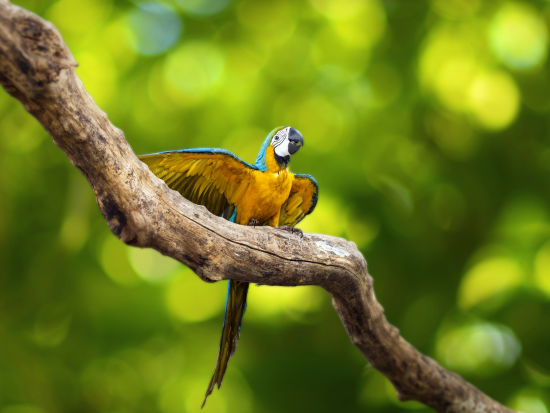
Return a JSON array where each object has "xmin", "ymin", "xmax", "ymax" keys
[{"xmin": 0, "ymin": 2, "xmax": 515, "ymax": 412}]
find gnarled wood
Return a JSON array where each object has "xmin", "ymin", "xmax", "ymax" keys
[{"xmin": 0, "ymin": 1, "xmax": 515, "ymax": 412}]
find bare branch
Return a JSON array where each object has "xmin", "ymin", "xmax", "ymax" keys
[{"xmin": 0, "ymin": 2, "xmax": 515, "ymax": 412}]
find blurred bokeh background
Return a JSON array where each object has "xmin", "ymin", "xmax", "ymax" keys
[{"xmin": 1, "ymin": 0, "xmax": 550, "ymax": 411}]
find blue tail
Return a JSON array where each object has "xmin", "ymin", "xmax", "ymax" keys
[{"xmin": 202, "ymin": 279, "xmax": 249, "ymax": 407}]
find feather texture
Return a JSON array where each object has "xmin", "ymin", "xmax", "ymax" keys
[
  {"xmin": 202, "ymin": 280, "xmax": 249, "ymax": 407},
  {"xmin": 139, "ymin": 149, "xmax": 256, "ymax": 218},
  {"xmin": 279, "ymin": 173, "xmax": 319, "ymax": 227}
]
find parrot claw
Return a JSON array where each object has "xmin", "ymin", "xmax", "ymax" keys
[
  {"xmin": 277, "ymin": 225, "xmax": 303, "ymax": 238},
  {"xmin": 247, "ymin": 218, "xmax": 260, "ymax": 227}
]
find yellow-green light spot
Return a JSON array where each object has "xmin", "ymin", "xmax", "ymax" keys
[
  {"xmin": 99, "ymin": 236, "xmax": 140, "ymax": 286},
  {"xmin": 436, "ymin": 321, "xmax": 521, "ymax": 375},
  {"xmin": 433, "ymin": 55, "xmax": 479, "ymax": 112},
  {"xmin": 509, "ymin": 390, "xmax": 548, "ymax": 413},
  {"xmin": 310, "ymin": 0, "xmax": 370, "ymax": 20},
  {"xmin": 1, "ymin": 113, "xmax": 44, "ymax": 154},
  {"xmin": 165, "ymin": 268, "xmax": 226, "ymax": 323},
  {"xmin": 148, "ymin": 63, "xmax": 177, "ymax": 113},
  {"xmin": 467, "ymin": 70, "xmax": 520, "ymax": 130},
  {"xmin": 164, "ymin": 42, "xmax": 225, "ymax": 104},
  {"xmin": 534, "ymin": 241, "xmax": 550, "ymax": 297},
  {"xmin": 358, "ymin": 371, "xmax": 391, "ymax": 407},
  {"xmin": 458, "ymin": 256, "xmax": 523, "ymax": 309},
  {"xmin": 59, "ymin": 213, "xmax": 89, "ymax": 252},
  {"xmin": 489, "ymin": 2, "xmax": 548, "ymax": 71},
  {"xmin": 330, "ymin": 0, "xmax": 386, "ymax": 50},
  {"xmin": 299, "ymin": 194, "xmax": 347, "ymax": 237},
  {"xmin": 47, "ymin": 0, "xmax": 112, "ymax": 41},
  {"xmin": 74, "ymin": 49, "xmax": 117, "ymax": 108},
  {"xmin": 419, "ymin": 22, "xmax": 516, "ymax": 123},
  {"xmin": 100, "ymin": 19, "xmax": 137, "ymax": 71},
  {"xmin": 247, "ymin": 285, "xmax": 323, "ymax": 323},
  {"xmin": 419, "ymin": 22, "xmax": 485, "ymax": 100},
  {"xmin": 128, "ymin": 247, "xmax": 180, "ymax": 283}
]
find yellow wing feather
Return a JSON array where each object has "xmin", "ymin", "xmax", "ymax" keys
[
  {"xmin": 279, "ymin": 174, "xmax": 318, "ymax": 227},
  {"xmin": 139, "ymin": 151, "xmax": 255, "ymax": 218}
]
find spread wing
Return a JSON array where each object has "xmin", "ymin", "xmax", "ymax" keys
[
  {"xmin": 139, "ymin": 149, "xmax": 257, "ymax": 219},
  {"xmin": 279, "ymin": 174, "xmax": 318, "ymax": 227}
]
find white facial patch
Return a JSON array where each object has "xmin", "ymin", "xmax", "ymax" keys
[
  {"xmin": 271, "ymin": 126, "xmax": 290, "ymax": 157},
  {"xmin": 274, "ymin": 140, "xmax": 290, "ymax": 157}
]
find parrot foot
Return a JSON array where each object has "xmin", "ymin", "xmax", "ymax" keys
[
  {"xmin": 277, "ymin": 225, "xmax": 303, "ymax": 238},
  {"xmin": 247, "ymin": 218, "xmax": 260, "ymax": 227}
]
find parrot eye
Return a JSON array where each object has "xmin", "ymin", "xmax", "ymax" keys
[{"xmin": 274, "ymin": 136, "xmax": 279, "ymax": 141}]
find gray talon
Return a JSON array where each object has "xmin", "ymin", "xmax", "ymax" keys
[
  {"xmin": 247, "ymin": 218, "xmax": 259, "ymax": 227},
  {"xmin": 277, "ymin": 225, "xmax": 303, "ymax": 238}
]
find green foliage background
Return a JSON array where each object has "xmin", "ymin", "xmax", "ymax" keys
[{"xmin": 2, "ymin": 0, "xmax": 550, "ymax": 412}]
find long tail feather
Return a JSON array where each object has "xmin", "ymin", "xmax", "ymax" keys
[{"xmin": 202, "ymin": 280, "xmax": 249, "ymax": 408}]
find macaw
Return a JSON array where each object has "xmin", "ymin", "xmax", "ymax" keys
[{"xmin": 138, "ymin": 126, "xmax": 318, "ymax": 406}]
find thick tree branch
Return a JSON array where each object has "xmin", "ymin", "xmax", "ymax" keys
[{"xmin": 0, "ymin": 2, "xmax": 515, "ymax": 412}]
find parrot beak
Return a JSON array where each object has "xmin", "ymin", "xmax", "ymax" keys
[{"xmin": 288, "ymin": 128, "xmax": 304, "ymax": 155}]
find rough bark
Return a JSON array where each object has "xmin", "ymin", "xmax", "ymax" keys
[{"xmin": 0, "ymin": 1, "xmax": 515, "ymax": 412}]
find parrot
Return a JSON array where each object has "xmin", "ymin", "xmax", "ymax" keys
[{"xmin": 138, "ymin": 126, "xmax": 318, "ymax": 406}]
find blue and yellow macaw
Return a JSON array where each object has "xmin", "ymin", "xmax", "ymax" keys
[{"xmin": 138, "ymin": 126, "xmax": 318, "ymax": 406}]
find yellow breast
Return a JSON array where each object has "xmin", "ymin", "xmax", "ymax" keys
[{"xmin": 235, "ymin": 146, "xmax": 294, "ymax": 226}]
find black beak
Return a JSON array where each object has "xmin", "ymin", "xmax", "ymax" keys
[{"xmin": 288, "ymin": 127, "xmax": 304, "ymax": 155}]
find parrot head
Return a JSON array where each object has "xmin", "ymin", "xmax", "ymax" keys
[
  {"xmin": 255, "ymin": 126, "xmax": 304, "ymax": 170},
  {"xmin": 270, "ymin": 126, "xmax": 304, "ymax": 165}
]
